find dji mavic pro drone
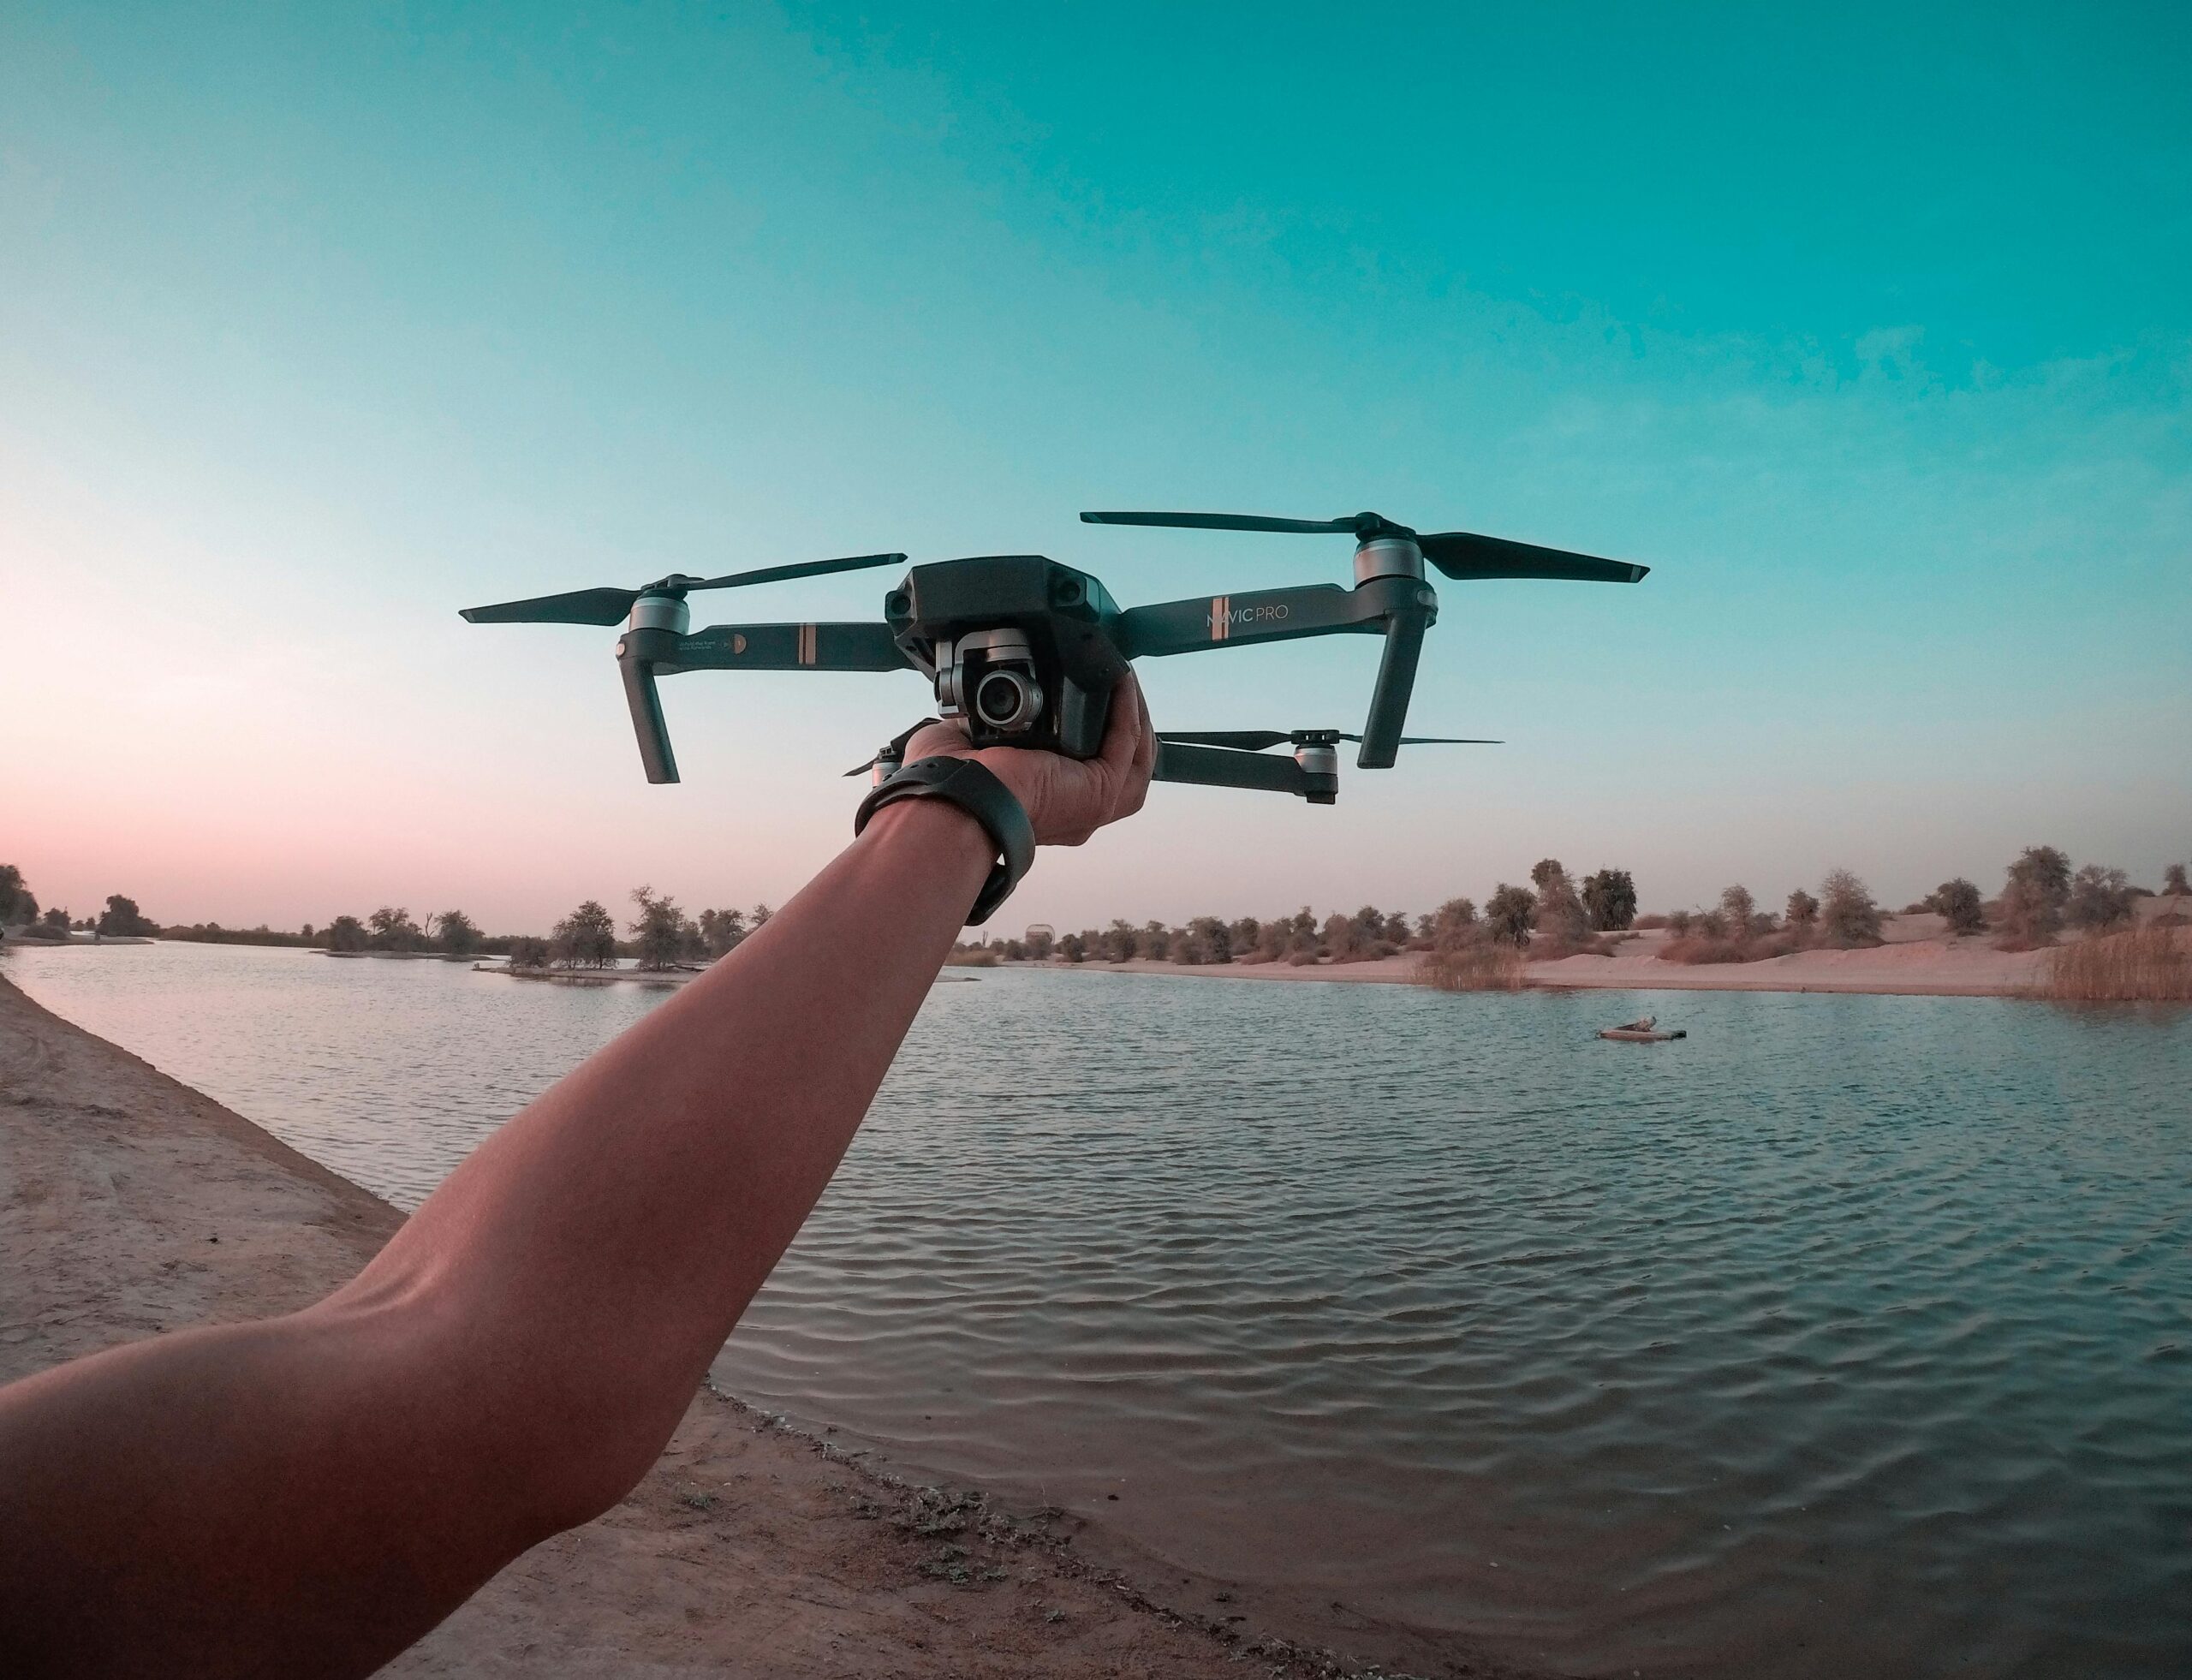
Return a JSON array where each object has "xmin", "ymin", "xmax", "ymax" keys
[{"xmin": 460, "ymin": 509, "xmax": 1648, "ymax": 804}]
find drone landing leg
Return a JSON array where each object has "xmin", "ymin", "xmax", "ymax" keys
[{"xmin": 1355, "ymin": 609, "xmax": 1429, "ymax": 769}]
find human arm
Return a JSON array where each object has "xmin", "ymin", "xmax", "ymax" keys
[{"xmin": 0, "ymin": 679, "xmax": 1152, "ymax": 1678}]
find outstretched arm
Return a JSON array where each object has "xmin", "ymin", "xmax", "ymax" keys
[{"xmin": 0, "ymin": 680, "xmax": 1153, "ymax": 1679}]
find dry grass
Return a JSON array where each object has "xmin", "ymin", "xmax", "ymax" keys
[
  {"xmin": 944, "ymin": 948, "xmax": 1001, "ymax": 968},
  {"xmin": 2034, "ymin": 926, "xmax": 2192, "ymax": 1002},
  {"xmin": 1416, "ymin": 942, "xmax": 1527, "ymax": 992},
  {"xmin": 1660, "ymin": 933, "xmax": 1802, "ymax": 966}
]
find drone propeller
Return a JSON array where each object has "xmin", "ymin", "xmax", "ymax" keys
[
  {"xmin": 1157, "ymin": 730, "xmax": 1499, "ymax": 751},
  {"xmin": 1080, "ymin": 509, "xmax": 1646, "ymax": 585},
  {"xmin": 460, "ymin": 552, "xmax": 909, "ymax": 626},
  {"xmin": 843, "ymin": 718, "xmax": 942, "ymax": 778}
]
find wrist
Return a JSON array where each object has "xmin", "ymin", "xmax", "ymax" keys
[{"xmin": 854, "ymin": 756, "xmax": 1037, "ymax": 925}]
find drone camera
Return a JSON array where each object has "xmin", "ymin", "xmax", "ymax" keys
[{"xmin": 938, "ymin": 628, "xmax": 1046, "ymax": 742}]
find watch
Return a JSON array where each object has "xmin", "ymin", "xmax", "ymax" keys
[{"xmin": 854, "ymin": 756, "xmax": 1036, "ymax": 926}]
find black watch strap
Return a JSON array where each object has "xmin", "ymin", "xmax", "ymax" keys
[{"xmin": 854, "ymin": 756, "xmax": 1036, "ymax": 926}]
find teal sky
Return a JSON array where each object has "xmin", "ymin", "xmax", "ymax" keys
[{"xmin": 4, "ymin": 3, "xmax": 2187, "ymax": 933}]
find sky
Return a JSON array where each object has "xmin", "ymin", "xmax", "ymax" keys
[{"xmin": 3, "ymin": 1, "xmax": 2188, "ymax": 936}]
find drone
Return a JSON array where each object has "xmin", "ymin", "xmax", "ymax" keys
[{"xmin": 460, "ymin": 509, "xmax": 1648, "ymax": 804}]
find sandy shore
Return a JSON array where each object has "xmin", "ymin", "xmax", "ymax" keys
[
  {"xmin": 1037, "ymin": 910, "xmax": 2190, "ymax": 998},
  {"xmin": 0, "ymin": 972, "xmax": 1535, "ymax": 1679}
]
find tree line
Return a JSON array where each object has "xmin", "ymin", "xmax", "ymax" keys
[{"xmin": 960, "ymin": 846, "xmax": 2189, "ymax": 979}]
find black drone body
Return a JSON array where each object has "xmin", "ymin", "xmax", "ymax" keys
[{"xmin": 461, "ymin": 510, "xmax": 1648, "ymax": 804}]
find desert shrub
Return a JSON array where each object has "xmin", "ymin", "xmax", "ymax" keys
[
  {"xmin": 1485, "ymin": 884, "xmax": 1536, "ymax": 948},
  {"xmin": 1060, "ymin": 932, "xmax": 1088, "ymax": 962},
  {"xmin": 1932, "ymin": 879, "xmax": 1985, "ymax": 935},
  {"xmin": 2065, "ymin": 864, "xmax": 2135, "ymax": 932},
  {"xmin": 1664, "ymin": 909, "xmax": 1694, "ymax": 937},
  {"xmin": 1661, "ymin": 936, "xmax": 1752, "ymax": 965},
  {"xmin": 1582, "ymin": 868, "xmax": 1638, "ymax": 931},
  {"xmin": 1631, "ymin": 912, "xmax": 1670, "ymax": 930},
  {"xmin": 1819, "ymin": 870, "xmax": 1884, "ymax": 948},
  {"xmin": 2165, "ymin": 862, "xmax": 2188, "ymax": 896},
  {"xmin": 1286, "ymin": 948, "xmax": 1321, "ymax": 966},
  {"xmin": 2036, "ymin": 925, "xmax": 2191, "ymax": 1002},
  {"xmin": 1783, "ymin": 890, "xmax": 1820, "ymax": 938}
]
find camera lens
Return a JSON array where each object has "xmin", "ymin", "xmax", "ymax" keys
[{"xmin": 974, "ymin": 668, "xmax": 1039, "ymax": 730}]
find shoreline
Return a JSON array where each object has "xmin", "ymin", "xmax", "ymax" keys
[
  {"xmin": 992, "ymin": 910, "xmax": 2192, "ymax": 998},
  {"xmin": 0, "ymin": 971, "xmax": 1525, "ymax": 1678}
]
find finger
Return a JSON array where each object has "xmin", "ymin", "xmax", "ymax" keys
[
  {"xmin": 1095, "ymin": 674, "xmax": 1141, "ymax": 783},
  {"xmin": 1128, "ymin": 679, "xmax": 1155, "ymax": 806}
]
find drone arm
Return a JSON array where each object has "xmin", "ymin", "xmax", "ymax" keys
[
  {"xmin": 1153, "ymin": 741, "xmax": 1326, "ymax": 800},
  {"xmin": 1118, "ymin": 584, "xmax": 1376, "ymax": 658},
  {"xmin": 662, "ymin": 622, "xmax": 910, "ymax": 673}
]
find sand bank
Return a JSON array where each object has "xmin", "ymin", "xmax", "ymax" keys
[
  {"xmin": 3, "ymin": 972, "xmax": 1521, "ymax": 1678},
  {"xmin": 1049, "ymin": 913, "xmax": 2122, "ymax": 997}
]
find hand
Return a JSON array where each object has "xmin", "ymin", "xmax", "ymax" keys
[{"xmin": 899, "ymin": 674, "xmax": 1153, "ymax": 846}]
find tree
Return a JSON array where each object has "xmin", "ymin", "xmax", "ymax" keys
[
  {"xmin": 366, "ymin": 907, "xmax": 425, "ymax": 953},
  {"xmin": 1718, "ymin": 885, "xmax": 1756, "ymax": 937},
  {"xmin": 749, "ymin": 903, "xmax": 774, "ymax": 928},
  {"xmin": 97, "ymin": 894, "xmax": 156, "ymax": 937},
  {"xmin": 0, "ymin": 864, "xmax": 26, "ymax": 924},
  {"xmin": 1819, "ymin": 869, "xmax": 1883, "ymax": 947},
  {"xmin": 1379, "ymin": 909, "xmax": 1411, "ymax": 945},
  {"xmin": 1101, "ymin": 920, "xmax": 1138, "ymax": 962},
  {"xmin": 1486, "ymin": 883, "xmax": 1536, "ymax": 948},
  {"xmin": 1188, "ymin": 915, "xmax": 1233, "ymax": 962},
  {"xmin": 1932, "ymin": 879, "xmax": 1985, "ymax": 935},
  {"xmin": 1430, "ymin": 898, "xmax": 1477, "ymax": 941},
  {"xmin": 551, "ymin": 900, "xmax": 619, "ymax": 968},
  {"xmin": 1998, "ymin": 845, "xmax": 2071, "ymax": 947},
  {"xmin": 1135, "ymin": 920, "xmax": 1169, "ymax": 961},
  {"xmin": 1309, "ymin": 911, "xmax": 1351, "ymax": 962},
  {"xmin": 697, "ymin": 908, "xmax": 748, "ymax": 958},
  {"xmin": 432, "ymin": 909, "xmax": 482, "ymax": 956},
  {"xmin": 1528, "ymin": 858, "xmax": 1566, "ymax": 891},
  {"xmin": 1059, "ymin": 930, "xmax": 1088, "ymax": 962},
  {"xmin": 507, "ymin": 936, "xmax": 551, "ymax": 969},
  {"xmin": 40, "ymin": 906, "xmax": 72, "ymax": 937},
  {"xmin": 325, "ymin": 915, "xmax": 368, "ymax": 952},
  {"xmin": 1581, "ymin": 868, "xmax": 1637, "ymax": 931},
  {"xmin": 2165, "ymin": 862, "xmax": 2189, "ymax": 896},
  {"xmin": 1534, "ymin": 867, "xmax": 1589, "ymax": 950},
  {"xmin": 1784, "ymin": 890, "xmax": 1820, "ymax": 936},
  {"xmin": 629, "ymin": 886, "xmax": 693, "ymax": 971},
  {"xmin": 2066, "ymin": 864, "xmax": 2134, "ymax": 932}
]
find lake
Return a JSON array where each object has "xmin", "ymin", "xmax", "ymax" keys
[{"xmin": 6, "ymin": 940, "xmax": 2189, "ymax": 1677}]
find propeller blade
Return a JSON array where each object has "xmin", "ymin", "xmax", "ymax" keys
[
  {"xmin": 1156, "ymin": 729, "xmax": 1293, "ymax": 751},
  {"xmin": 685, "ymin": 551, "xmax": 908, "ymax": 592},
  {"xmin": 1082, "ymin": 510, "xmax": 1371, "ymax": 536},
  {"xmin": 458, "ymin": 587, "xmax": 640, "ymax": 626},
  {"xmin": 1159, "ymin": 729, "xmax": 1503, "ymax": 752},
  {"xmin": 1417, "ymin": 532, "xmax": 1647, "ymax": 584}
]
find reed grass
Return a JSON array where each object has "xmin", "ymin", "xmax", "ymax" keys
[
  {"xmin": 2034, "ymin": 926, "xmax": 2192, "ymax": 1002},
  {"xmin": 1416, "ymin": 942, "xmax": 1527, "ymax": 992}
]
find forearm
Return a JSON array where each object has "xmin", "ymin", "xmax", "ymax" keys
[{"xmin": 343, "ymin": 795, "xmax": 996, "ymax": 1501}]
